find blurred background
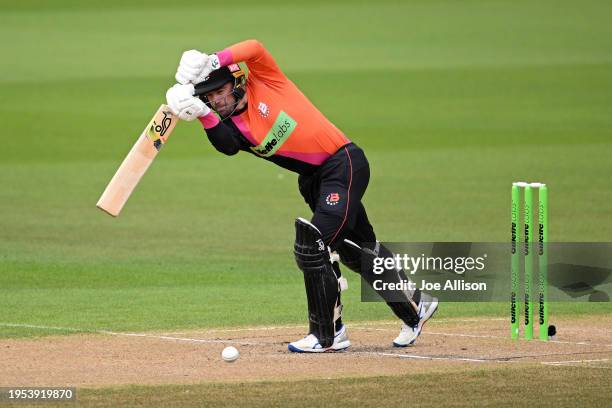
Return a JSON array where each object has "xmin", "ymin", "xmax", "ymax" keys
[{"xmin": 1, "ymin": 0, "xmax": 610, "ymax": 335}]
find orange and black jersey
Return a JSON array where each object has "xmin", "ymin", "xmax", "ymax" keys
[
  {"xmin": 199, "ymin": 39, "xmax": 351, "ymax": 175},
  {"xmin": 205, "ymin": 117, "xmax": 324, "ymax": 175}
]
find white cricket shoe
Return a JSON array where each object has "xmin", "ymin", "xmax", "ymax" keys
[
  {"xmin": 288, "ymin": 324, "xmax": 351, "ymax": 353},
  {"xmin": 392, "ymin": 294, "xmax": 439, "ymax": 347}
]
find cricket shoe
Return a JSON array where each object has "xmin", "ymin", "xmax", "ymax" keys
[
  {"xmin": 392, "ymin": 294, "xmax": 439, "ymax": 347},
  {"xmin": 288, "ymin": 324, "xmax": 350, "ymax": 353}
]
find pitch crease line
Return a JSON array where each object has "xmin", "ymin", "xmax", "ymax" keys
[
  {"xmin": 100, "ymin": 331, "xmax": 263, "ymax": 346},
  {"xmin": 358, "ymin": 351, "xmax": 489, "ymax": 363},
  {"xmin": 3, "ymin": 322, "xmax": 610, "ymax": 348},
  {"xmin": 0, "ymin": 323, "xmax": 263, "ymax": 346}
]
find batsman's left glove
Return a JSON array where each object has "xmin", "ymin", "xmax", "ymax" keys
[{"xmin": 166, "ymin": 83, "xmax": 211, "ymax": 121}]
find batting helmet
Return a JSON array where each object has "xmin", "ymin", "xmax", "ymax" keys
[{"xmin": 193, "ymin": 63, "xmax": 246, "ymax": 100}]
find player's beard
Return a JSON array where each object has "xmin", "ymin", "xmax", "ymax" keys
[
  {"xmin": 215, "ymin": 104, "xmax": 230, "ymax": 118},
  {"xmin": 214, "ymin": 95, "xmax": 240, "ymax": 119}
]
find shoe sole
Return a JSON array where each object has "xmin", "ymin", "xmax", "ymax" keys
[
  {"xmin": 392, "ymin": 299, "xmax": 439, "ymax": 347},
  {"xmin": 288, "ymin": 340, "xmax": 351, "ymax": 353}
]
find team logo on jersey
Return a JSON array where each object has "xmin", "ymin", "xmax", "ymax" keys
[
  {"xmin": 258, "ymin": 102, "xmax": 270, "ymax": 118},
  {"xmin": 325, "ymin": 193, "xmax": 341, "ymax": 206}
]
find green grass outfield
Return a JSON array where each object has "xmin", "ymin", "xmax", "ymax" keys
[
  {"xmin": 1, "ymin": 0, "xmax": 611, "ymax": 335},
  {"xmin": 0, "ymin": 1, "xmax": 611, "ymax": 404},
  {"xmin": 18, "ymin": 366, "xmax": 610, "ymax": 408}
]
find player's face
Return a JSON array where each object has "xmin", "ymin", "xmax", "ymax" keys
[{"xmin": 206, "ymin": 82, "xmax": 236, "ymax": 118}]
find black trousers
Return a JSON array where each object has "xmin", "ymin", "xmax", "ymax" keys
[
  {"xmin": 298, "ymin": 143, "xmax": 376, "ymax": 250},
  {"xmin": 298, "ymin": 143, "xmax": 420, "ymax": 327}
]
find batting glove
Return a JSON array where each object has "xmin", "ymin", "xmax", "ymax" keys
[
  {"xmin": 175, "ymin": 50, "xmax": 221, "ymax": 85},
  {"xmin": 166, "ymin": 83, "xmax": 211, "ymax": 121}
]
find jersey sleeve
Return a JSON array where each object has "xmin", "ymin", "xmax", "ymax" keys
[
  {"xmin": 198, "ymin": 114, "xmax": 241, "ymax": 156},
  {"xmin": 215, "ymin": 39, "xmax": 287, "ymax": 87}
]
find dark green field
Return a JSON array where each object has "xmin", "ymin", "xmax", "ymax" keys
[
  {"xmin": 1, "ymin": 0, "xmax": 611, "ymax": 405},
  {"xmin": 15, "ymin": 366, "xmax": 608, "ymax": 408}
]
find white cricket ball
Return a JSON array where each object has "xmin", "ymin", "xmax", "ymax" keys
[{"xmin": 222, "ymin": 346, "xmax": 239, "ymax": 362}]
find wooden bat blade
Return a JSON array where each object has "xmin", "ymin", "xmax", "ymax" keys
[{"xmin": 96, "ymin": 104, "xmax": 178, "ymax": 217}]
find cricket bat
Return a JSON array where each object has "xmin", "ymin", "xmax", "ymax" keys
[{"xmin": 96, "ymin": 104, "xmax": 178, "ymax": 217}]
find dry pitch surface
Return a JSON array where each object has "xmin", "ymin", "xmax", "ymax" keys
[{"xmin": 2, "ymin": 316, "xmax": 610, "ymax": 388}]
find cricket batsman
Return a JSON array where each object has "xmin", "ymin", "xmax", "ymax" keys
[{"xmin": 166, "ymin": 39, "xmax": 438, "ymax": 352}]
